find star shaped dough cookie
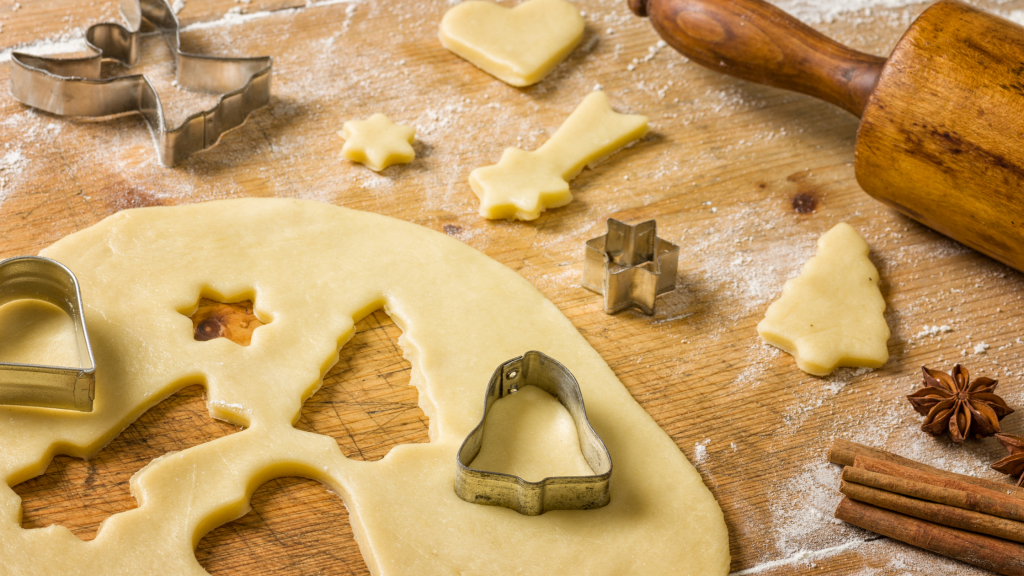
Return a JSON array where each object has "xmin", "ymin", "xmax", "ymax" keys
[
  {"xmin": 339, "ymin": 114, "xmax": 416, "ymax": 171},
  {"xmin": 470, "ymin": 91, "xmax": 648, "ymax": 220}
]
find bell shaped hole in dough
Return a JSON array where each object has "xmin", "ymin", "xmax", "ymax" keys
[
  {"xmin": 12, "ymin": 384, "xmax": 237, "ymax": 541},
  {"xmin": 195, "ymin": 475, "xmax": 356, "ymax": 574},
  {"xmin": 293, "ymin": 307, "xmax": 431, "ymax": 462},
  {"xmin": 468, "ymin": 385, "xmax": 594, "ymax": 482}
]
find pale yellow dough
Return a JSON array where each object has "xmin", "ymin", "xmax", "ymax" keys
[
  {"xmin": 757, "ymin": 223, "xmax": 890, "ymax": 376},
  {"xmin": 0, "ymin": 301, "xmax": 77, "ymax": 368},
  {"xmin": 439, "ymin": 0, "xmax": 584, "ymax": 87},
  {"xmin": 339, "ymin": 113, "xmax": 416, "ymax": 171},
  {"xmin": 470, "ymin": 91, "xmax": 648, "ymax": 220},
  {"xmin": 0, "ymin": 199, "xmax": 729, "ymax": 575}
]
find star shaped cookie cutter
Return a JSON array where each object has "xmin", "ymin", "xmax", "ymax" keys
[
  {"xmin": 583, "ymin": 218, "xmax": 679, "ymax": 315},
  {"xmin": 0, "ymin": 256, "xmax": 96, "ymax": 412},
  {"xmin": 9, "ymin": 0, "xmax": 272, "ymax": 167},
  {"xmin": 455, "ymin": 351, "xmax": 612, "ymax": 516}
]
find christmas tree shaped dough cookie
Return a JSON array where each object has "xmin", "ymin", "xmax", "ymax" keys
[
  {"xmin": 470, "ymin": 91, "xmax": 648, "ymax": 220},
  {"xmin": 439, "ymin": 0, "xmax": 584, "ymax": 87},
  {"xmin": 757, "ymin": 223, "xmax": 889, "ymax": 376},
  {"xmin": 339, "ymin": 113, "xmax": 415, "ymax": 171}
]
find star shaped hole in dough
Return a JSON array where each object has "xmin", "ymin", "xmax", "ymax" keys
[
  {"xmin": 182, "ymin": 296, "xmax": 268, "ymax": 347},
  {"xmin": 338, "ymin": 114, "xmax": 417, "ymax": 172}
]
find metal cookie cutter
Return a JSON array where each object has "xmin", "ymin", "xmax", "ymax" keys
[
  {"xmin": 583, "ymin": 218, "xmax": 679, "ymax": 315},
  {"xmin": 9, "ymin": 0, "xmax": 272, "ymax": 167},
  {"xmin": 456, "ymin": 351, "xmax": 612, "ymax": 516},
  {"xmin": 0, "ymin": 257, "xmax": 96, "ymax": 412}
]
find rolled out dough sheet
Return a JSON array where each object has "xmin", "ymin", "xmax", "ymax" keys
[{"xmin": 0, "ymin": 198, "xmax": 729, "ymax": 575}]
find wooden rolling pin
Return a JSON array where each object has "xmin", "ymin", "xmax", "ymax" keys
[{"xmin": 630, "ymin": 0, "xmax": 1024, "ymax": 272}]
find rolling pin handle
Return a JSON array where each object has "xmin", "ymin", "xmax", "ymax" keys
[
  {"xmin": 629, "ymin": 0, "xmax": 649, "ymax": 17},
  {"xmin": 631, "ymin": 0, "xmax": 886, "ymax": 117}
]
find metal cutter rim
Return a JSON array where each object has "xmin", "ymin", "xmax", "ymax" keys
[
  {"xmin": 583, "ymin": 218, "xmax": 680, "ymax": 315},
  {"xmin": 0, "ymin": 256, "xmax": 97, "ymax": 412},
  {"xmin": 455, "ymin": 351, "xmax": 613, "ymax": 516},
  {"xmin": 9, "ymin": 0, "xmax": 273, "ymax": 167}
]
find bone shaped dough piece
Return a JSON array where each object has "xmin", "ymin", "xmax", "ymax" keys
[
  {"xmin": 439, "ymin": 0, "xmax": 584, "ymax": 87},
  {"xmin": 470, "ymin": 91, "xmax": 648, "ymax": 220},
  {"xmin": 0, "ymin": 199, "xmax": 729, "ymax": 575},
  {"xmin": 757, "ymin": 223, "xmax": 890, "ymax": 376}
]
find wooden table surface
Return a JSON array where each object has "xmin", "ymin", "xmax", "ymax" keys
[{"xmin": 4, "ymin": 0, "xmax": 1024, "ymax": 574}]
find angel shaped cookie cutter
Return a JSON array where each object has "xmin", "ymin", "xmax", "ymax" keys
[
  {"xmin": 9, "ymin": 0, "xmax": 272, "ymax": 166},
  {"xmin": 455, "ymin": 351, "xmax": 612, "ymax": 516},
  {"xmin": 0, "ymin": 257, "xmax": 96, "ymax": 412}
]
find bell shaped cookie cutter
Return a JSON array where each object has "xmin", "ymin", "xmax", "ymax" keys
[
  {"xmin": 456, "ymin": 351, "xmax": 612, "ymax": 515},
  {"xmin": 0, "ymin": 257, "xmax": 96, "ymax": 412},
  {"xmin": 9, "ymin": 0, "xmax": 272, "ymax": 167},
  {"xmin": 583, "ymin": 218, "xmax": 679, "ymax": 315}
]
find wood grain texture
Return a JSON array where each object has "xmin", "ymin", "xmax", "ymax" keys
[
  {"xmin": 5, "ymin": 0, "xmax": 1024, "ymax": 574},
  {"xmin": 13, "ymin": 384, "xmax": 238, "ymax": 540},
  {"xmin": 856, "ymin": 0, "xmax": 1024, "ymax": 274},
  {"xmin": 635, "ymin": 0, "xmax": 885, "ymax": 116},
  {"xmin": 189, "ymin": 298, "xmax": 266, "ymax": 346}
]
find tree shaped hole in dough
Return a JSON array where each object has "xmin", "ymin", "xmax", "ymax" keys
[
  {"xmin": 439, "ymin": 0, "xmax": 585, "ymax": 87},
  {"xmin": 757, "ymin": 223, "xmax": 890, "ymax": 377},
  {"xmin": 0, "ymin": 199, "xmax": 729, "ymax": 575}
]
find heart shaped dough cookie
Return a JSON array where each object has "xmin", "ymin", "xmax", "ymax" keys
[{"xmin": 439, "ymin": 0, "xmax": 585, "ymax": 87}]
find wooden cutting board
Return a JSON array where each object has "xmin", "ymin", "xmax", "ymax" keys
[{"xmin": 4, "ymin": 0, "xmax": 1024, "ymax": 574}]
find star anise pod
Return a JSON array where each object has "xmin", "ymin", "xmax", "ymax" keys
[
  {"xmin": 907, "ymin": 364, "xmax": 1014, "ymax": 443},
  {"xmin": 992, "ymin": 433, "xmax": 1024, "ymax": 487}
]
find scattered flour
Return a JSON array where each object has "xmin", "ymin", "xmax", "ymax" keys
[
  {"xmin": 4, "ymin": 2, "xmax": 1024, "ymax": 575},
  {"xmin": 694, "ymin": 439, "xmax": 710, "ymax": 465},
  {"xmin": 915, "ymin": 324, "xmax": 953, "ymax": 339},
  {"xmin": 773, "ymin": 0, "xmax": 921, "ymax": 24}
]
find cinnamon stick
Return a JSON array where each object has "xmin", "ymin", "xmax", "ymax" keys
[
  {"xmin": 840, "ymin": 480, "xmax": 1024, "ymax": 543},
  {"xmin": 829, "ymin": 439, "xmax": 1024, "ymax": 498},
  {"xmin": 848, "ymin": 456, "xmax": 1024, "ymax": 522},
  {"xmin": 835, "ymin": 498, "xmax": 1024, "ymax": 576}
]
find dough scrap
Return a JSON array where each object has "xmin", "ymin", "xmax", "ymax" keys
[
  {"xmin": 470, "ymin": 91, "xmax": 648, "ymax": 220},
  {"xmin": 757, "ymin": 223, "xmax": 890, "ymax": 376},
  {"xmin": 0, "ymin": 199, "xmax": 729, "ymax": 575},
  {"xmin": 439, "ymin": 0, "xmax": 584, "ymax": 87},
  {"xmin": 339, "ymin": 114, "xmax": 416, "ymax": 171}
]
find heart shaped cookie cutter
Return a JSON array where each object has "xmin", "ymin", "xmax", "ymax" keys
[
  {"xmin": 0, "ymin": 257, "xmax": 96, "ymax": 412},
  {"xmin": 455, "ymin": 351, "xmax": 612, "ymax": 515}
]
